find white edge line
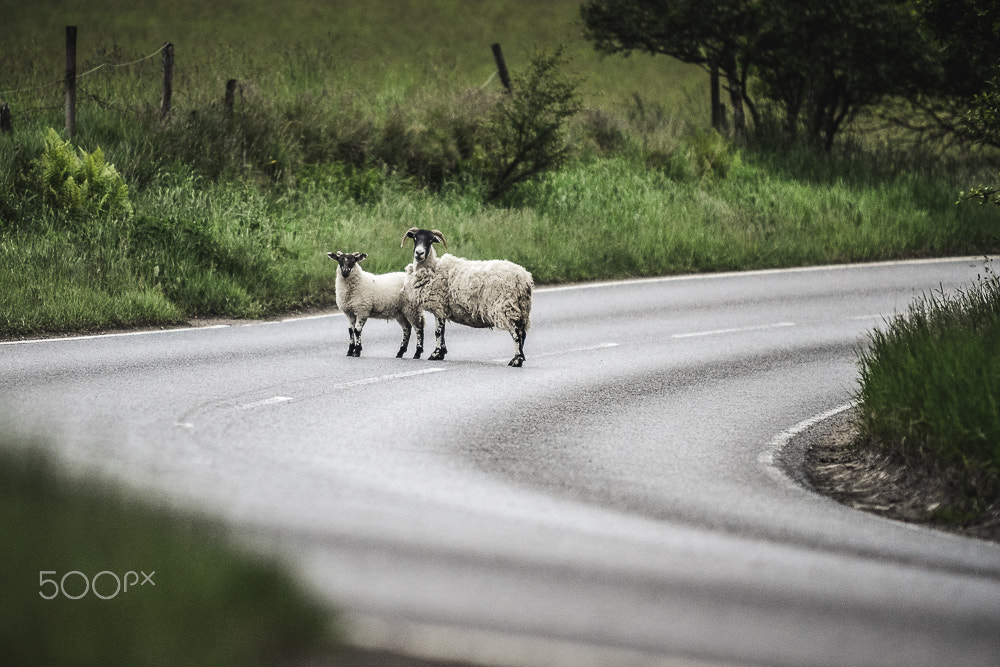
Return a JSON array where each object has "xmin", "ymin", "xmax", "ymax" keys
[
  {"xmin": 0, "ymin": 324, "xmax": 230, "ymax": 346},
  {"xmin": 672, "ymin": 322, "xmax": 795, "ymax": 339},
  {"xmin": 281, "ymin": 313, "xmax": 342, "ymax": 323},
  {"xmin": 538, "ymin": 255, "xmax": 986, "ymax": 294},
  {"xmin": 758, "ymin": 402, "xmax": 855, "ymax": 491}
]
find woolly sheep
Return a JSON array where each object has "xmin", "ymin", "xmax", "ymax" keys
[
  {"xmin": 327, "ymin": 251, "xmax": 424, "ymax": 359},
  {"xmin": 400, "ymin": 228, "xmax": 533, "ymax": 367}
]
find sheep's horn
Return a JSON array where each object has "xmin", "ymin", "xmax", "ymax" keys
[
  {"xmin": 400, "ymin": 227, "xmax": 420, "ymax": 247},
  {"xmin": 431, "ymin": 229, "xmax": 447, "ymax": 250}
]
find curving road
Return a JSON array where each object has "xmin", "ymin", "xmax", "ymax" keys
[{"xmin": 3, "ymin": 257, "xmax": 1000, "ymax": 666}]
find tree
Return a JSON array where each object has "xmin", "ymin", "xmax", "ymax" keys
[
  {"xmin": 753, "ymin": 0, "xmax": 935, "ymax": 150},
  {"xmin": 959, "ymin": 71, "xmax": 1000, "ymax": 207},
  {"xmin": 581, "ymin": 0, "xmax": 938, "ymax": 150},
  {"xmin": 901, "ymin": 0, "xmax": 1000, "ymax": 147},
  {"xmin": 581, "ymin": 0, "xmax": 758, "ymax": 142}
]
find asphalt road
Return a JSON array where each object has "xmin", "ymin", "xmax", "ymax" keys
[{"xmin": 3, "ymin": 257, "xmax": 1000, "ymax": 666}]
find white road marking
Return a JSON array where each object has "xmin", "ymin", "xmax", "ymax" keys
[
  {"xmin": 536, "ymin": 342, "xmax": 619, "ymax": 358},
  {"xmin": 239, "ymin": 396, "xmax": 294, "ymax": 410},
  {"xmin": 758, "ymin": 402, "xmax": 855, "ymax": 491},
  {"xmin": 281, "ymin": 313, "xmax": 341, "ymax": 323},
  {"xmin": 0, "ymin": 324, "xmax": 230, "ymax": 346},
  {"xmin": 328, "ymin": 367, "xmax": 447, "ymax": 390},
  {"xmin": 493, "ymin": 342, "xmax": 618, "ymax": 364},
  {"xmin": 672, "ymin": 322, "xmax": 795, "ymax": 339}
]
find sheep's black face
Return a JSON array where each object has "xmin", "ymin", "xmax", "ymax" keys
[
  {"xmin": 327, "ymin": 251, "xmax": 367, "ymax": 278},
  {"xmin": 407, "ymin": 229, "xmax": 443, "ymax": 263}
]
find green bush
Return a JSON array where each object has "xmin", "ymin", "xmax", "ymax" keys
[
  {"xmin": 481, "ymin": 46, "xmax": 582, "ymax": 201},
  {"xmin": 856, "ymin": 262, "xmax": 1000, "ymax": 507}
]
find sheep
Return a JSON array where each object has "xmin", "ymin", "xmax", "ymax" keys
[
  {"xmin": 400, "ymin": 227, "xmax": 533, "ymax": 367},
  {"xmin": 327, "ymin": 251, "xmax": 424, "ymax": 359}
]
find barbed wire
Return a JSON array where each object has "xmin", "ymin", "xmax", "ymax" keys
[{"xmin": 0, "ymin": 42, "xmax": 168, "ymax": 98}]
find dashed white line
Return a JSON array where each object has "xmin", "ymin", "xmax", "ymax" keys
[
  {"xmin": 493, "ymin": 342, "xmax": 619, "ymax": 364},
  {"xmin": 235, "ymin": 368, "xmax": 447, "ymax": 410},
  {"xmin": 239, "ymin": 396, "xmax": 294, "ymax": 410},
  {"xmin": 327, "ymin": 367, "xmax": 447, "ymax": 390},
  {"xmin": 672, "ymin": 322, "xmax": 795, "ymax": 339},
  {"xmin": 535, "ymin": 342, "xmax": 620, "ymax": 358}
]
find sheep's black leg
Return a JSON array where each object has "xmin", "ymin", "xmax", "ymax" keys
[
  {"xmin": 413, "ymin": 318, "xmax": 424, "ymax": 359},
  {"xmin": 428, "ymin": 318, "xmax": 447, "ymax": 361},
  {"xmin": 396, "ymin": 320, "xmax": 411, "ymax": 359},
  {"xmin": 508, "ymin": 321, "xmax": 526, "ymax": 367},
  {"xmin": 351, "ymin": 316, "xmax": 366, "ymax": 357},
  {"xmin": 346, "ymin": 325, "xmax": 356, "ymax": 357}
]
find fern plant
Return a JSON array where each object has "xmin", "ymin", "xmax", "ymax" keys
[{"xmin": 37, "ymin": 128, "xmax": 133, "ymax": 218}]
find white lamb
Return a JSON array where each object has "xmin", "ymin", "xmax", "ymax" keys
[
  {"xmin": 327, "ymin": 251, "xmax": 424, "ymax": 358},
  {"xmin": 400, "ymin": 228, "xmax": 533, "ymax": 367}
]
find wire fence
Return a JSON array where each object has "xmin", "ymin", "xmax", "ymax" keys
[
  {"xmin": 0, "ymin": 28, "xmax": 511, "ymax": 138},
  {"xmin": 0, "ymin": 42, "xmax": 168, "ymax": 99}
]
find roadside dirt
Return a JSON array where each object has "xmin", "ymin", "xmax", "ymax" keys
[{"xmin": 800, "ymin": 408, "xmax": 1000, "ymax": 543}]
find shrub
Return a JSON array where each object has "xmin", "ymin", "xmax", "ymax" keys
[
  {"xmin": 36, "ymin": 128, "xmax": 133, "ymax": 219},
  {"xmin": 481, "ymin": 46, "xmax": 582, "ymax": 202}
]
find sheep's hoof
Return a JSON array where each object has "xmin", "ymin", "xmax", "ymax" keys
[
  {"xmin": 395, "ymin": 349, "xmax": 406, "ymax": 359},
  {"xmin": 508, "ymin": 356, "xmax": 524, "ymax": 367},
  {"xmin": 413, "ymin": 349, "xmax": 423, "ymax": 359},
  {"xmin": 351, "ymin": 347, "xmax": 362, "ymax": 358},
  {"xmin": 428, "ymin": 349, "xmax": 446, "ymax": 361}
]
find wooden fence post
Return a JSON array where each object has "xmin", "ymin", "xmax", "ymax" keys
[
  {"xmin": 160, "ymin": 42, "xmax": 174, "ymax": 119},
  {"xmin": 224, "ymin": 78, "xmax": 237, "ymax": 117},
  {"xmin": 491, "ymin": 43, "xmax": 512, "ymax": 92},
  {"xmin": 0, "ymin": 102, "xmax": 11, "ymax": 134},
  {"xmin": 65, "ymin": 25, "xmax": 77, "ymax": 138}
]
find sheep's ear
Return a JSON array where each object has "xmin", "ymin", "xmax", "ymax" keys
[
  {"xmin": 357, "ymin": 253, "xmax": 368, "ymax": 262},
  {"xmin": 431, "ymin": 229, "xmax": 447, "ymax": 250},
  {"xmin": 401, "ymin": 227, "xmax": 419, "ymax": 247},
  {"xmin": 326, "ymin": 252, "xmax": 339, "ymax": 261}
]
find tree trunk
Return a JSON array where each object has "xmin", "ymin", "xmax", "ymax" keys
[
  {"xmin": 710, "ymin": 60, "xmax": 724, "ymax": 132},
  {"xmin": 722, "ymin": 56, "xmax": 746, "ymax": 143}
]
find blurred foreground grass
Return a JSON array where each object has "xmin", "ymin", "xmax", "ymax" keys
[{"xmin": 0, "ymin": 437, "xmax": 341, "ymax": 666}]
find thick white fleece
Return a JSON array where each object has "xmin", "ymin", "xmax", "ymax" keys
[
  {"xmin": 336, "ymin": 267, "xmax": 418, "ymax": 325},
  {"xmin": 403, "ymin": 247, "xmax": 532, "ymax": 332}
]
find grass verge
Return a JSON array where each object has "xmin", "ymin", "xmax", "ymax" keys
[{"xmin": 855, "ymin": 260, "xmax": 1000, "ymax": 524}]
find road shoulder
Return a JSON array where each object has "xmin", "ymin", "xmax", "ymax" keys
[{"xmin": 792, "ymin": 407, "xmax": 999, "ymax": 543}]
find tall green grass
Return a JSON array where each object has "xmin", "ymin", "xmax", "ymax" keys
[{"xmin": 856, "ymin": 262, "xmax": 1000, "ymax": 515}]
